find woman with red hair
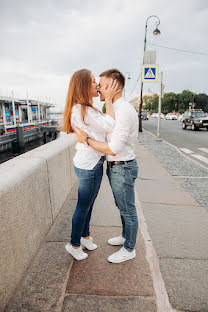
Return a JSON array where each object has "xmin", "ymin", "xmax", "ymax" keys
[{"xmin": 63, "ymin": 69, "xmax": 119, "ymax": 260}]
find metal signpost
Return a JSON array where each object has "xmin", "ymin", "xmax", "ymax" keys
[
  {"xmin": 139, "ymin": 15, "xmax": 161, "ymax": 132},
  {"xmin": 156, "ymin": 72, "xmax": 163, "ymax": 141}
]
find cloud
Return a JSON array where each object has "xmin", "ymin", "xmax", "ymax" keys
[{"xmin": 0, "ymin": 0, "xmax": 207, "ymax": 107}]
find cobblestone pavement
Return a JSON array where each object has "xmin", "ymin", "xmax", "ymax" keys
[{"xmin": 138, "ymin": 131, "xmax": 208, "ymax": 212}]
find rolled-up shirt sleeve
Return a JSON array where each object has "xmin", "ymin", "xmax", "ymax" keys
[{"xmin": 108, "ymin": 110, "xmax": 130, "ymax": 154}]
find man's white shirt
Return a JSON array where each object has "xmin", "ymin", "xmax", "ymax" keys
[
  {"xmin": 71, "ymin": 104, "xmax": 115, "ymax": 170},
  {"xmin": 107, "ymin": 97, "xmax": 138, "ymax": 161}
]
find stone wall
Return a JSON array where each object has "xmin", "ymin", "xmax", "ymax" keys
[{"xmin": 0, "ymin": 134, "xmax": 76, "ymax": 311}]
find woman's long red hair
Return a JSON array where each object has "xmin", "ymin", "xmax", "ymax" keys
[{"xmin": 62, "ymin": 69, "xmax": 95, "ymax": 133}]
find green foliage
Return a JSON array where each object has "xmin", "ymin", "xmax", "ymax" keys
[
  {"xmin": 102, "ymin": 103, "xmax": 106, "ymax": 114},
  {"xmin": 177, "ymin": 90, "xmax": 195, "ymax": 111},
  {"xmin": 143, "ymin": 94, "xmax": 159, "ymax": 112},
  {"xmin": 162, "ymin": 92, "xmax": 178, "ymax": 114},
  {"xmin": 142, "ymin": 90, "xmax": 208, "ymax": 114},
  {"xmin": 194, "ymin": 94, "xmax": 208, "ymax": 112}
]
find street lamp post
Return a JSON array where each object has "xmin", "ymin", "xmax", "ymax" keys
[{"xmin": 138, "ymin": 15, "xmax": 161, "ymax": 132}]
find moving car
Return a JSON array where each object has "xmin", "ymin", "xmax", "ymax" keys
[
  {"xmin": 182, "ymin": 109, "xmax": 208, "ymax": 130},
  {"xmin": 166, "ymin": 113, "xmax": 177, "ymax": 120}
]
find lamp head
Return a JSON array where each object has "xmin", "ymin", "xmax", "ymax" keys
[{"xmin": 153, "ymin": 26, "xmax": 160, "ymax": 36}]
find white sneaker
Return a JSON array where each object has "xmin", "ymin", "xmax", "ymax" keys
[
  {"xmin": 108, "ymin": 235, "xmax": 125, "ymax": 246},
  {"xmin": 107, "ymin": 247, "xmax": 136, "ymax": 263},
  {"xmin": 65, "ymin": 243, "xmax": 88, "ymax": 260},
  {"xmin": 81, "ymin": 237, "xmax": 97, "ymax": 250}
]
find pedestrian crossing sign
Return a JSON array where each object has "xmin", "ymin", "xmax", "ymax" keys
[{"xmin": 142, "ymin": 65, "xmax": 158, "ymax": 82}]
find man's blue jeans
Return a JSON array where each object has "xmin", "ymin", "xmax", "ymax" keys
[
  {"xmin": 107, "ymin": 159, "xmax": 138, "ymax": 252},
  {"xmin": 71, "ymin": 157, "xmax": 104, "ymax": 247}
]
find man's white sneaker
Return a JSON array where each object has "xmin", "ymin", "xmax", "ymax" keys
[
  {"xmin": 108, "ymin": 235, "xmax": 125, "ymax": 246},
  {"xmin": 65, "ymin": 243, "xmax": 88, "ymax": 261},
  {"xmin": 107, "ymin": 247, "xmax": 136, "ymax": 263},
  {"xmin": 81, "ymin": 237, "xmax": 97, "ymax": 250}
]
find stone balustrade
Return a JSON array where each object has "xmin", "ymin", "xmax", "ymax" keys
[{"xmin": 0, "ymin": 134, "xmax": 76, "ymax": 311}]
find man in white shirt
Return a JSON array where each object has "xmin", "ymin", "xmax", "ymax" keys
[{"xmin": 75, "ymin": 69, "xmax": 138, "ymax": 263}]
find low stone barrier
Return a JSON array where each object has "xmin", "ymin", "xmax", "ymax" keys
[{"xmin": 0, "ymin": 134, "xmax": 76, "ymax": 311}]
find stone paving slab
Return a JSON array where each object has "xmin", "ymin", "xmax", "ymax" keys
[
  {"xmin": 47, "ymin": 195, "xmax": 76, "ymax": 242},
  {"xmin": 5, "ymin": 242, "xmax": 73, "ymax": 312},
  {"xmin": 137, "ymin": 178, "xmax": 200, "ymax": 206},
  {"xmin": 142, "ymin": 202, "xmax": 208, "ymax": 259},
  {"xmin": 92, "ymin": 167, "xmax": 121, "ymax": 227},
  {"xmin": 160, "ymin": 258, "xmax": 208, "ymax": 312},
  {"xmin": 62, "ymin": 295, "xmax": 157, "ymax": 312},
  {"xmin": 66, "ymin": 226, "xmax": 155, "ymax": 297}
]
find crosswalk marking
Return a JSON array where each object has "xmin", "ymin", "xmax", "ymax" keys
[
  {"xmin": 180, "ymin": 147, "xmax": 208, "ymax": 165},
  {"xmin": 192, "ymin": 154, "xmax": 208, "ymax": 165},
  {"xmin": 198, "ymin": 148, "xmax": 208, "ymax": 154},
  {"xmin": 180, "ymin": 148, "xmax": 193, "ymax": 154}
]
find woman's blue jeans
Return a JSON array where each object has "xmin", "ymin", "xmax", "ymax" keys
[
  {"xmin": 71, "ymin": 157, "xmax": 104, "ymax": 247},
  {"xmin": 107, "ymin": 159, "xmax": 138, "ymax": 252}
]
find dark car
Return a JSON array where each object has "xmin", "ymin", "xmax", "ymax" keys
[
  {"xmin": 141, "ymin": 110, "xmax": 148, "ymax": 120},
  {"xmin": 182, "ymin": 109, "xmax": 208, "ymax": 130}
]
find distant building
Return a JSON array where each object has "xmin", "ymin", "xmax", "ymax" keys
[
  {"xmin": 0, "ymin": 96, "xmax": 56, "ymax": 135},
  {"xmin": 130, "ymin": 88, "xmax": 155, "ymax": 112},
  {"xmin": 0, "ymin": 96, "xmax": 55, "ymax": 126}
]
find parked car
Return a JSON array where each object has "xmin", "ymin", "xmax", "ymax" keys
[
  {"xmin": 151, "ymin": 113, "xmax": 165, "ymax": 119},
  {"xmin": 166, "ymin": 113, "xmax": 177, "ymax": 120},
  {"xmin": 178, "ymin": 114, "xmax": 184, "ymax": 122},
  {"xmin": 141, "ymin": 110, "xmax": 148, "ymax": 120},
  {"xmin": 151, "ymin": 113, "xmax": 157, "ymax": 118},
  {"xmin": 182, "ymin": 109, "xmax": 208, "ymax": 130}
]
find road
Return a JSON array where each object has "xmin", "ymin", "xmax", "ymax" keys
[{"xmin": 142, "ymin": 118, "xmax": 208, "ymax": 169}]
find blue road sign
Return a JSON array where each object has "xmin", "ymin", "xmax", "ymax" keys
[{"xmin": 142, "ymin": 65, "xmax": 158, "ymax": 82}]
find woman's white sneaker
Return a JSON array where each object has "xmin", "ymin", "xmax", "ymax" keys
[
  {"xmin": 107, "ymin": 247, "xmax": 136, "ymax": 263},
  {"xmin": 108, "ymin": 235, "xmax": 125, "ymax": 246},
  {"xmin": 81, "ymin": 237, "xmax": 97, "ymax": 250},
  {"xmin": 65, "ymin": 243, "xmax": 88, "ymax": 260}
]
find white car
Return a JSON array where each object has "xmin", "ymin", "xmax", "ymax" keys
[
  {"xmin": 166, "ymin": 113, "xmax": 177, "ymax": 120},
  {"xmin": 151, "ymin": 113, "xmax": 165, "ymax": 119}
]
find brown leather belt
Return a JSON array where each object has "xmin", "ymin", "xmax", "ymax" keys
[{"xmin": 107, "ymin": 160, "xmax": 134, "ymax": 168}]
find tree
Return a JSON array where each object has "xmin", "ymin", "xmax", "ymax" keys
[
  {"xmin": 194, "ymin": 94, "xmax": 208, "ymax": 112},
  {"xmin": 162, "ymin": 92, "xmax": 178, "ymax": 114},
  {"xmin": 177, "ymin": 90, "xmax": 195, "ymax": 112},
  {"xmin": 143, "ymin": 94, "xmax": 159, "ymax": 112}
]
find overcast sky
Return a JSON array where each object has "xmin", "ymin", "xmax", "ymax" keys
[{"xmin": 0, "ymin": 0, "xmax": 207, "ymax": 109}]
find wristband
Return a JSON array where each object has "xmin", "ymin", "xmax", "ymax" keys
[{"xmin": 85, "ymin": 137, "xmax": 89, "ymax": 145}]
